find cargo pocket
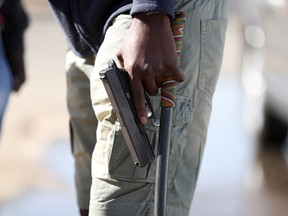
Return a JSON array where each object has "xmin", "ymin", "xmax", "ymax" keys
[
  {"xmin": 108, "ymin": 123, "xmax": 158, "ymax": 182},
  {"xmin": 108, "ymin": 95, "xmax": 193, "ymax": 183},
  {"xmin": 198, "ymin": 19, "xmax": 227, "ymax": 98}
]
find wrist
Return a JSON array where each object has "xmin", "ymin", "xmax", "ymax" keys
[
  {"xmin": 145, "ymin": 11, "xmax": 160, "ymax": 16},
  {"xmin": 133, "ymin": 12, "xmax": 170, "ymax": 26}
]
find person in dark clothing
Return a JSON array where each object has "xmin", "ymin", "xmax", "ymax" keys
[
  {"xmin": 0, "ymin": 0, "xmax": 28, "ymax": 135},
  {"xmin": 47, "ymin": 1, "xmax": 227, "ymax": 215}
]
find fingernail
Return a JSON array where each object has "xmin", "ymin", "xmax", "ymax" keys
[{"xmin": 140, "ymin": 116, "xmax": 148, "ymax": 125}]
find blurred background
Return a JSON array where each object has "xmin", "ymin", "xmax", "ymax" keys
[{"xmin": 0, "ymin": 0, "xmax": 288, "ymax": 215}]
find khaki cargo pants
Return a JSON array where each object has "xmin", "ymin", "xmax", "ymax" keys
[{"xmin": 66, "ymin": 0, "xmax": 227, "ymax": 215}]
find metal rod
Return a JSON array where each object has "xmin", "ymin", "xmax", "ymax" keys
[{"xmin": 154, "ymin": 12, "xmax": 185, "ymax": 216}]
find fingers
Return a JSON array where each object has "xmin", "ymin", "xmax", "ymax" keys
[
  {"xmin": 157, "ymin": 62, "xmax": 184, "ymax": 85},
  {"xmin": 129, "ymin": 77, "xmax": 148, "ymax": 125},
  {"xmin": 117, "ymin": 54, "xmax": 150, "ymax": 124},
  {"xmin": 117, "ymin": 54, "xmax": 185, "ymax": 125},
  {"xmin": 170, "ymin": 63, "xmax": 185, "ymax": 83}
]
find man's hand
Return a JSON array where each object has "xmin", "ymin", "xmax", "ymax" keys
[
  {"xmin": 6, "ymin": 52, "xmax": 26, "ymax": 92},
  {"xmin": 116, "ymin": 13, "xmax": 184, "ymax": 124}
]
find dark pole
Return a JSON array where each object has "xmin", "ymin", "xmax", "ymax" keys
[{"xmin": 154, "ymin": 12, "xmax": 185, "ymax": 216}]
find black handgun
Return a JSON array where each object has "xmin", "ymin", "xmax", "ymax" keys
[{"xmin": 99, "ymin": 60, "xmax": 155, "ymax": 167}]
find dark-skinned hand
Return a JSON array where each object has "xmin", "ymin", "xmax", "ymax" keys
[{"xmin": 116, "ymin": 13, "xmax": 184, "ymax": 124}]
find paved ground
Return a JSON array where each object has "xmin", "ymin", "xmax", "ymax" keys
[{"xmin": 1, "ymin": 2, "xmax": 288, "ymax": 216}]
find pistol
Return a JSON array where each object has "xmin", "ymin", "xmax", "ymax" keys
[{"xmin": 99, "ymin": 59, "xmax": 155, "ymax": 167}]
